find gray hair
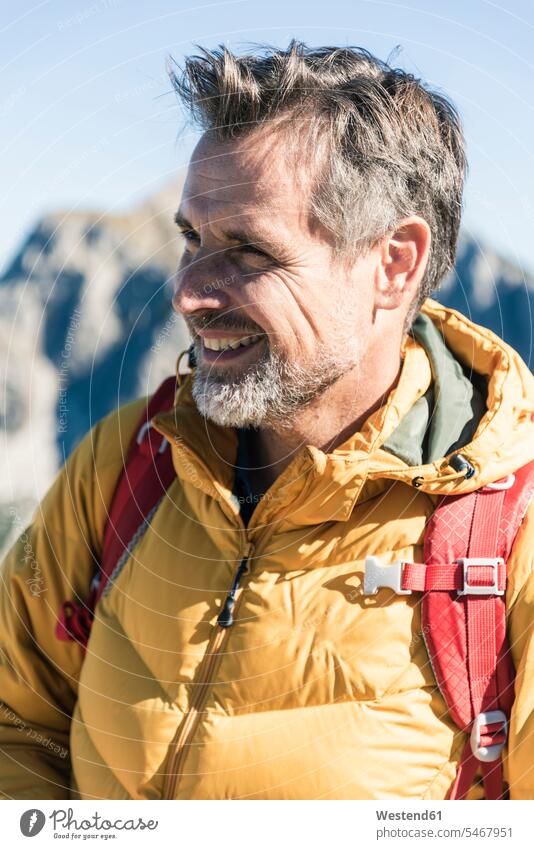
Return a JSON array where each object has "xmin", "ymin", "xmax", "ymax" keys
[{"xmin": 168, "ymin": 40, "xmax": 467, "ymax": 320}]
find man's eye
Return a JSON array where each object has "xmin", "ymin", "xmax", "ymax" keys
[
  {"xmin": 180, "ymin": 230, "xmax": 200, "ymax": 248},
  {"xmin": 238, "ymin": 245, "xmax": 270, "ymax": 260},
  {"xmin": 179, "ymin": 231, "xmax": 271, "ymax": 262}
]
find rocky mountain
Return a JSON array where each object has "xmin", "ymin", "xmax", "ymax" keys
[
  {"xmin": 437, "ymin": 234, "xmax": 533, "ymax": 367},
  {"xmin": 0, "ymin": 183, "xmax": 189, "ymax": 548},
  {"xmin": 0, "ymin": 189, "xmax": 533, "ymax": 549}
]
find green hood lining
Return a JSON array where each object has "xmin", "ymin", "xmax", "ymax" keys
[{"xmin": 382, "ymin": 312, "xmax": 488, "ymax": 468}]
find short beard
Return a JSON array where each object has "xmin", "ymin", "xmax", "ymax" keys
[{"xmin": 191, "ymin": 335, "xmax": 362, "ymax": 430}]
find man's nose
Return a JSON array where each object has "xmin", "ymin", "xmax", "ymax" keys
[{"xmin": 172, "ymin": 259, "xmax": 234, "ymax": 316}]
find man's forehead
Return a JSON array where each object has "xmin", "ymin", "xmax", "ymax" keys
[
  {"xmin": 179, "ymin": 174, "xmax": 309, "ymax": 238},
  {"xmin": 178, "ymin": 132, "xmax": 326, "ymax": 243},
  {"xmin": 183, "ymin": 131, "xmax": 309, "ymax": 205},
  {"xmin": 181, "ymin": 185, "xmax": 280, "ymax": 216}
]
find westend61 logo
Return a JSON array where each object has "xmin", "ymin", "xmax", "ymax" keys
[{"xmin": 19, "ymin": 807, "xmax": 159, "ymax": 839}]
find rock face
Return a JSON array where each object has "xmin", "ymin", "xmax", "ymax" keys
[
  {"xmin": 0, "ymin": 183, "xmax": 189, "ymax": 545},
  {"xmin": 0, "ymin": 188, "xmax": 533, "ymax": 546},
  {"xmin": 437, "ymin": 233, "xmax": 533, "ymax": 369}
]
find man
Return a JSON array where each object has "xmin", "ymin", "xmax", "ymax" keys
[{"xmin": 1, "ymin": 41, "xmax": 533, "ymax": 800}]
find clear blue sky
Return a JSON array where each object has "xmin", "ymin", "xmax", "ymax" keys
[{"xmin": 1, "ymin": 0, "xmax": 534, "ymax": 275}]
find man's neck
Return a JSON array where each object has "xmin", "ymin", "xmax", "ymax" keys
[{"xmin": 248, "ymin": 346, "xmax": 403, "ymax": 494}]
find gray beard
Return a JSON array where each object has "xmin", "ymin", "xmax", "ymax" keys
[{"xmin": 191, "ymin": 337, "xmax": 361, "ymax": 429}]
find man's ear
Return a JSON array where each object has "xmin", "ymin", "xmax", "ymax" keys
[{"xmin": 374, "ymin": 217, "xmax": 431, "ymax": 311}]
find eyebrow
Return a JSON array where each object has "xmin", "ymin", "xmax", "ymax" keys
[{"xmin": 173, "ymin": 211, "xmax": 287, "ymax": 255}]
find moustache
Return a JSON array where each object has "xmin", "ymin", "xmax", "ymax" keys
[{"xmin": 187, "ymin": 313, "xmax": 264, "ymax": 335}]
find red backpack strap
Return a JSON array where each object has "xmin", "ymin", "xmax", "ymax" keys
[
  {"xmin": 363, "ymin": 460, "xmax": 534, "ymax": 800},
  {"xmin": 422, "ymin": 461, "xmax": 534, "ymax": 799},
  {"xmin": 55, "ymin": 376, "xmax": 178, "ymax": 653},
  {"xmin": 97, "ymin": 375, "xmax": 178, "ymax": 602}
]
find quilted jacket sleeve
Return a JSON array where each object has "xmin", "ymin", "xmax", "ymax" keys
[
  {"xmin": 0, "ymin": 399, "xmax": 144, "ymax": 799},
  {"xmin": 505, "ymin": 499, "xmax": 534, "ymax": 799}
]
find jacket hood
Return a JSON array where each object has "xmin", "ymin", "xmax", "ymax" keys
[
  {"xmin": 373, "ymin": 299, "xmax": 534, "ymax": 493},
  {"xmin": 381, "ymin": 310, "xmax": 487, "ymax": 468},
  {"xmin": 151, "ymin": 299, "xmax": 534, "ymax": 531}
]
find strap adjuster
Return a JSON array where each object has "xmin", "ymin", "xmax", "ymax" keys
[
  {"xmin": 363, "ymin": 557, "xmax": 412, "ymax": 596},
  {"xmin": 457, "ymin": 557, "xmax": 505, "ymax": 596},
  {"xmin": 470, "ymin": 710, "xmax": 508, "ymax": 762}
]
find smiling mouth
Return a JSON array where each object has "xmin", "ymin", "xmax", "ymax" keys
[{"xmin": 198, "ymin": 332, "xmax": 265, "ymax": 363}]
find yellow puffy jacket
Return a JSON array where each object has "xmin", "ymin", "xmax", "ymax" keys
[{"xmin": 1, "ymin": 300, "xmax": 534, "ymax": 801}]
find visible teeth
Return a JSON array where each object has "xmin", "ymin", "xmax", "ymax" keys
[{"xmin": 203, "ymin": 334, "xmax": 262, "ymax": 352}]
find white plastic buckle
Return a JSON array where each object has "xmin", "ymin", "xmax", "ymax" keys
[
  {"xmin": 457, "ymin": 557, "xmax": 505, "ymax": 596},
  {"xmin": 470, "ymin": 710, "xmax": 508, "ymax": 762},
  {"xmin": 363, "ymin": 556, "xmax": 412, "ymax": 596}
]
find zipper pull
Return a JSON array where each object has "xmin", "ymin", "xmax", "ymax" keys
[
  {"xmin": 217, "ymin": 595, "xmax": 238, "ymax": 628},
  {"xmin": 217, "ymin": 549, "xmax": 252, "ymax": 628}
]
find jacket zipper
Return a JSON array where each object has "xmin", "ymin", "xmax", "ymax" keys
[
  {"xmin": 163, "ymin": 543, "xmax": 253, "ymax": 799},
  {"xmin": 216, "ymin": 555, "xmax": 250, "ymax": 627}
]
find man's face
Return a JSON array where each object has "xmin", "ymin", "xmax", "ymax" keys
[{"xmin": 172, "ymin": 130, "xmax": 380, "ymax": 429}]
